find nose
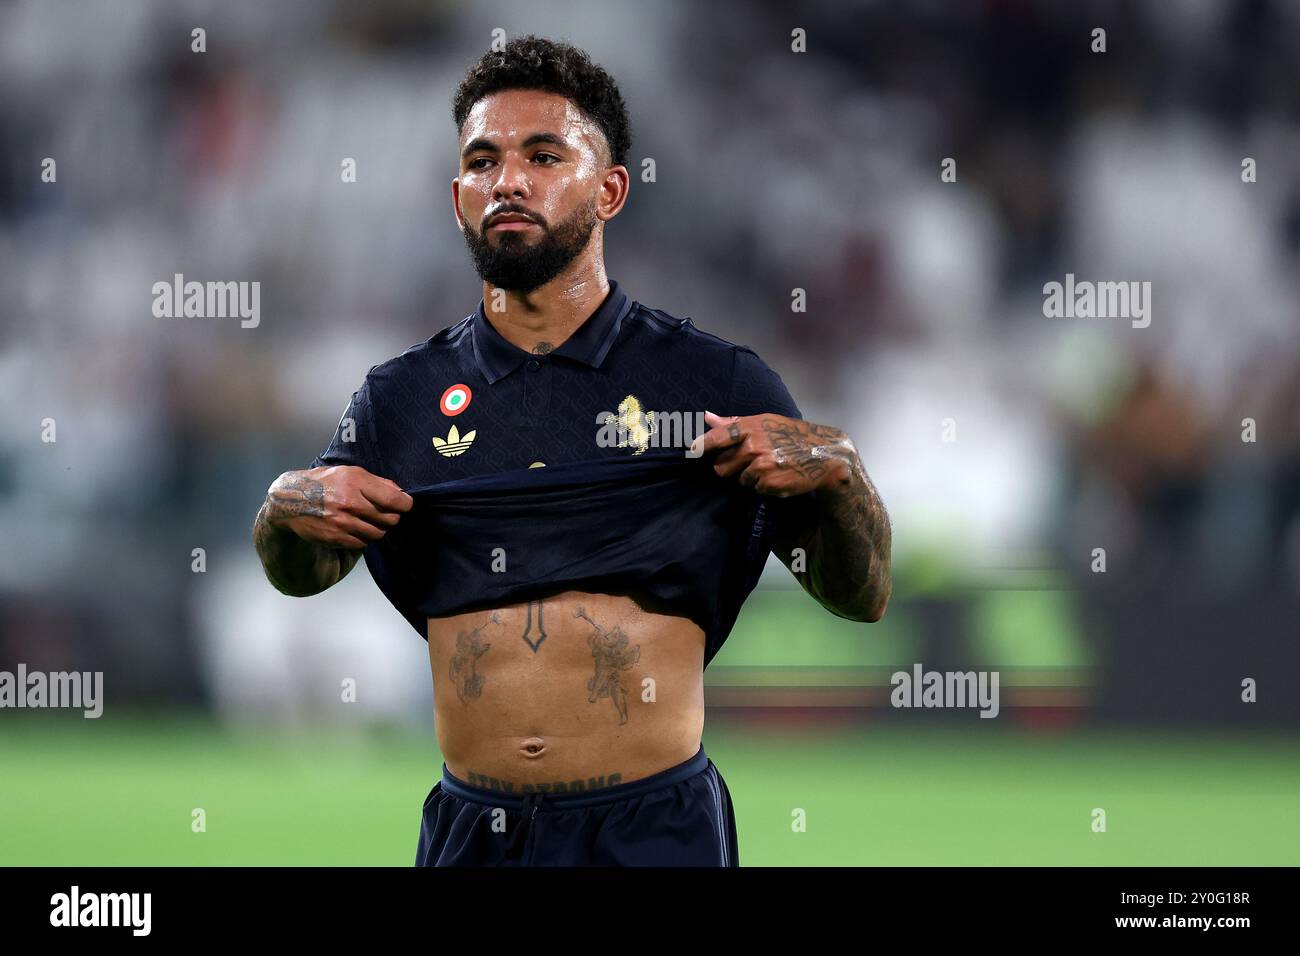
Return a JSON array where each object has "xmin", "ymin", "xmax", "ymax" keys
[{"xmin": 492, "ymin": 152, "xmax": 532, "ymax": 203}]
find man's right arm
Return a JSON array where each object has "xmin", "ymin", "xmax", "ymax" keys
[{"xmin": 252, "ymin": 465, "xmax": 413, "ymax": 597}]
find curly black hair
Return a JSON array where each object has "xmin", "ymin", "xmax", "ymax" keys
[{"xmin": 452, "ymin": 35, "xmax": 632, "ymax": 169}]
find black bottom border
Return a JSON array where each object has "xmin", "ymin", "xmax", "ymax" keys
[{"xmin": 0, "ymin": 866, "xmax": 1283, "ymax": 940}]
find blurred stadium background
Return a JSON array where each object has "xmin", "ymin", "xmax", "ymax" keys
[{"xmin": 2, "ymin": 0, "xmax": 1299, "ymax": 865}]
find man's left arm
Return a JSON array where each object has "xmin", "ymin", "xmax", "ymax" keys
[{"xmin": 693, "ymin": 409, "xmax": 892, "ymax": 623}]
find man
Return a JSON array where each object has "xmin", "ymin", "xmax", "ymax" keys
[{"xmin": 252, "ymin": 35, "xmax": 891, "ymax": 866}]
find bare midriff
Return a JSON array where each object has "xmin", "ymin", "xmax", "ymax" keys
[{"xmin": 426, "ymin": 589, "xmax": 706, "ymax": 796}]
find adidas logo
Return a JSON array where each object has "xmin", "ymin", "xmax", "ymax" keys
[{"xmin": 432, "ymin": 423, "xmax": 475, "ymax": 457}]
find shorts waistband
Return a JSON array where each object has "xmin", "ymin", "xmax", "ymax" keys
[{"xmin": 439, "ymin": 746, "xmax": 710, "ymax": 811}]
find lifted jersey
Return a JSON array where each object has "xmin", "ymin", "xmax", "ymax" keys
[{"xmin": 310, "ymin": 280, "xmax": 810, "ymax": 665}]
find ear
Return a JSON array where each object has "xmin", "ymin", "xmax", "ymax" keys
[
  {"xmin": 451, "ymin": 178, "xmax": 466, "ymax": 231},
  {"xmin": 596, "ymin": 164, "xmax": 630, "ymax": 223}
]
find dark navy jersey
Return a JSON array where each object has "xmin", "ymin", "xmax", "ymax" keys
[{"xmin": 310, "ymin": 279, "xmax": 810, "ymax": 666}]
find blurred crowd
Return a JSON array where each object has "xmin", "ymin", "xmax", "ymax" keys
[{"xmin": 1, "ymin": 0, "xmax": 1298, "ymax": 722}]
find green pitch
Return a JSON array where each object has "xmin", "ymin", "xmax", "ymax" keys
[{"xmin": 1, "ymin": 716, "xmax": 1296, "ymax": 865}]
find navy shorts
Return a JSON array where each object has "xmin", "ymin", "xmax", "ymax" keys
[{"xmin": 414, "ymin": 746, "xmax": 739, "ymax": 866}]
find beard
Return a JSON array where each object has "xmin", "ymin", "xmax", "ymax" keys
[{"xmin": 461, "ymin": 196, "xmax": 599, "ymax": 293}]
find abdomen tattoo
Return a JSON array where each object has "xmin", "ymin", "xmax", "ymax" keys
[
  {"xmin": 574, "ymin": 607, "xmax": 641, "ymax": 724},
  {"xmin": 448, "ymin": 612, "xmax": 500, "ymax": 703}
]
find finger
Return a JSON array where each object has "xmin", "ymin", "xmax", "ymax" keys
[
  {"xmin": 689, "ymin": 410, "xmax": 744, "ymax": 457},
  {"xmin": 361, "ymin": 478, "xmax": 414, "ymax": 514},
  {"xmin": 381, "ymin": 477, "xmax": 415, "ymax": 512},
  {"xmin": 703, "ymin": 410, "xmax": 730, "ymax": 429},
  {"xmin": 713, "ymin": 445, "xmax": 756, "ymax": 478},
  {"xmin": 738, "ymin": 457, "xmax": 764, "ymax": 489},
  {"xmin": 335, "ymin": 513, "xmax": 389, "ymax": 543},
  {"xmin": 334, "ymin": 490, "xmax": 401, "ymax": 528},
  {"xmin": 741, "ymin": 458, "xmax": 796, "ymax": 496},
  {"xmin": 307, "ymin": 515, "xmax": 378, "ymax": 551}
]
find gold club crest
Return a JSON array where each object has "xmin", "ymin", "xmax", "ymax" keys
[{"xmin": 600, "ymin": 395, "xmax": 657, "ymax": 455}]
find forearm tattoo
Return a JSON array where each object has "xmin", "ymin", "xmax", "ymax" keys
[
  {"xmin": 763, "ymin": 420, "xmax": 892, "ymax": 618},
  {"xmin": 817, "ymin": 464, "xmax": 892, "ymax": 617},
  {"xmin": 252, "ymin": 473, "xmax": 332, "ymax": 595},
  {"xmin": 574, "ymin": 607, "xmax": 641, "ymax": 724},
  {"xmin": 449, "ymin": 612, "xmax": 500, "ymax": 703}
]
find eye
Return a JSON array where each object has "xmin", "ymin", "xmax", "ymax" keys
[
  {"xmin": 532, "ymin": 153, "xmax": 560, "ymax": 165},
  {"xmin": 468, "ymin": 157, "xmax": 494, "ymax": 170}
]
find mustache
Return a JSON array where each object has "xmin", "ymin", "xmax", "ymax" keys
[{"xmin": 482, "ymin": 207, "xmax": 547, "ymax": 230}]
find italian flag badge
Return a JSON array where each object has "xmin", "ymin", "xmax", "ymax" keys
[{"xmin": 439, "ymin": 384, "xmax": 472, "ymax": 416}]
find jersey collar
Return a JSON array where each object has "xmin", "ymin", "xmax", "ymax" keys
[{"xmin": 471, "ymin": 280, "xmax": 631, "ymax": 384}]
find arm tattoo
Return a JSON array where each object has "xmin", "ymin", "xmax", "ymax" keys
[
  {"xmin": 815, "ymin": 463, "xmax": 892, "ymax": 618},
  {"xmin": 764, "ymin": 420, "xmax": 893, "ymax": 620},
  {"xmin": 266, "ymin": 472, "xmax": 326, "ymax": 518},
  {"xmin": 574, "ymin": 607, "xmax": 641, "ymax": 724},
  {"xmin": 252, "ymin": 503, "xmax": 296, "ymax": 593},
  {"xmin": 252, "ymin": 473, "xmax": 348, "ymax": 597},
  {"xmin": 449, "ymin": 612, "xmax": 500, "ymax": 703},
  {"xmin": 520, "ymin": 598, "xmax": 548, "ymax": 652}
]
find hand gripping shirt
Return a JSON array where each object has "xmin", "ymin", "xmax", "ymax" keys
[{"xmin": 310, "ymin": 280, "xmax": 812, "ymax": 667}]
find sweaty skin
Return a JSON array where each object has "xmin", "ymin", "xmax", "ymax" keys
[{"xmin": 428, "ymin": 590, "xmax": 705, "ymax": 792}]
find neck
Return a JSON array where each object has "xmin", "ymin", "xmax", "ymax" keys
[{"xmin": 480, "ymin": 261, "xmax": 610, "ymax": 354}]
